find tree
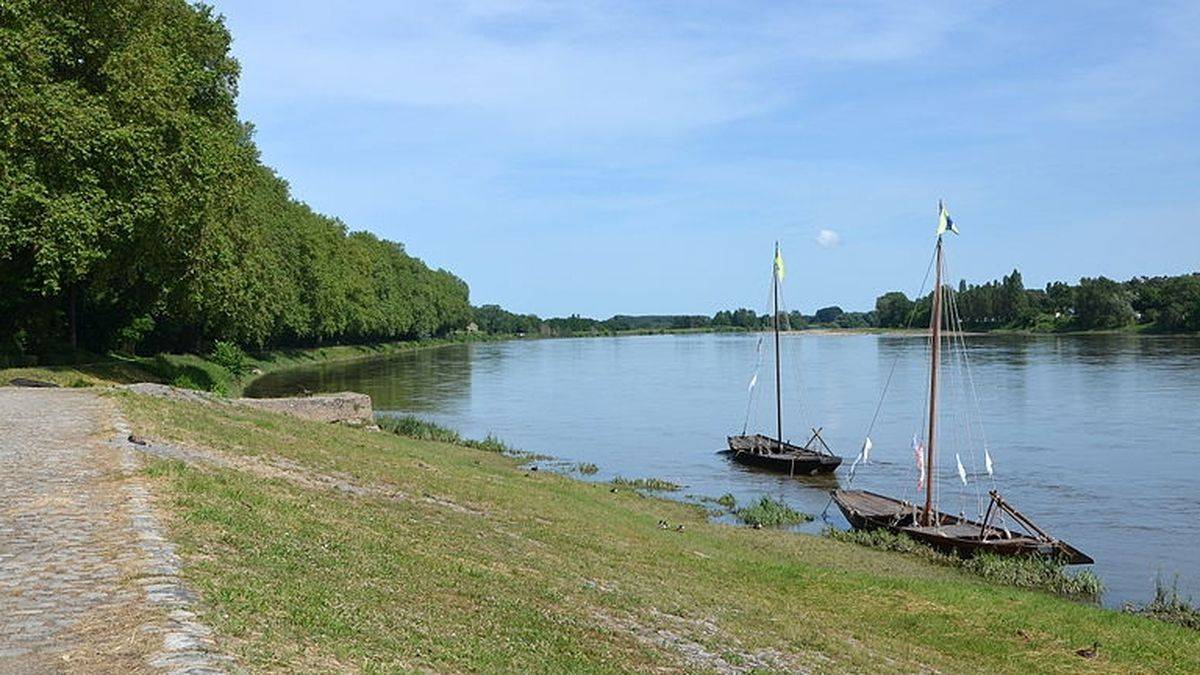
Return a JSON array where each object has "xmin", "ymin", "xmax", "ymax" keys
[
  {"xmin": 874, "ymin": 292, "xmax": 913, "ymax": 328},
  {"xmin": 1073, "ymin": 277, "xmax": 1134, "ymax": 330},
  {"xmin": 813, "ymin": 306, "xmax": 844, "ymax": 324}
]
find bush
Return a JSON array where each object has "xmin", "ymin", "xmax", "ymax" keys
[
  {"xmin": 576, "ymin": 463, "xmax": 599, "ymax": 475},
  {"xmin": 736, "ymin": 496, "xmax": 811, "ymax": 526},
  {"xmin": 210, "ymin": 340, "xmax": 250, "ymax": 379}
]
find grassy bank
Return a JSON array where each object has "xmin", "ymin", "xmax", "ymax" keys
[
  {"xmin": 116, "ymin": 391, "xmax": 1198, "ymax": 672},
  {"xmin": 0, "ymin": 334, "xmax": 503, "ymax": 396}
]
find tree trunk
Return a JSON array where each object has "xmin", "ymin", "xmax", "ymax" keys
[{"xmin": 69, "ymin": 286, "xmax": 78, "ymax": 349}]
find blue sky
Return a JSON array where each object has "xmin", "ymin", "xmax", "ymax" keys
[{"xmin": 213, "ymin": 0, "xmax": 1200, "ymax": 317}]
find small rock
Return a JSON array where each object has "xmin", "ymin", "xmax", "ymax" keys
[
  {"xmin": 675, "ymin": 524, "xmax": 685, "ymax": 532},
  {"xmin": 128, "ymin": 434, "xmax": 148, "ymax": 446}
]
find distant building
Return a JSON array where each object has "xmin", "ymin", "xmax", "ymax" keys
[{"xmin": 466, "ymin": 322, "xmax": 480, "ymax": 333}]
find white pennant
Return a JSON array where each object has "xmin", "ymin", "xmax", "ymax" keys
[
  {"xmin": 747, "ymin": 372, "xmax": 758, "ymax": 392},
  {"xmin": 861, "ymin": 436, "xmax": 873, "ymax": 463},
  {"xmin": 956, "ymin": 453, "xmax": 968, "ymax": 485},
  {"xmin": 912, "ymin": 435, "xmax": 925, "ymax": 491},
  {"xmin": 984, "ymin": 446, "xmax": 994, "ymax": 476}
]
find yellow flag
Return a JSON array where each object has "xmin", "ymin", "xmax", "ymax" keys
[{"xmin": 773, "ymin": 245, "xmax": 785, "ymax": 281}]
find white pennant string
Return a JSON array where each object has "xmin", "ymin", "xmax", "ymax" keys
[
  {"xmin": 984, "ymin": 446, "xmax": 994, "ymax": 476},
  {"xmin": 956, "ymin": 453, "xmax": 968, "ymax": 485},
  {"xmin": 861, "ymin": 436, "xmax": 873, "ymax": 463},
  {"xmin": 747, "ymin": 372, "xmax": 758, "ymax": 392}
]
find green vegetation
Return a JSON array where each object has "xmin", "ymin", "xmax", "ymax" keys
[
  {"xmin": 611, "ymin": 476, "xmax": 682, "ymax": 492},
  {"xmin": 735, "ymin": 496, "xmax": 812, "ymax": 527},
  {"xmin": 875, "ymin": 270, "xmax": 1200, "ymax": 333},
  {"xmin": 474, "ymin": 270, "xmax": 1200, "ymax": 339},
  {"xmin": 377, "ymin": 414, "xmax": 517, "ymax": 455},
  {"xmin": 0, "ymin": 334, "xmax": 494, "ymax": 396},
  {"xmin": 116, "ymin": 392, "xmax": 1198, "ymax": 671},
  {"xmin": 823, "ymin": 528, "xmax": 1104, "ymax": 599},
  {"xmin": 0, "ymin": 1, "xmax": 469, "ymax": 365},
  {"xmin": 1125, "ymin": 577, "xmax": 1200, "ymax": 632},
  {"xmin": 575, "ymin": 462, "xmax": 599, "ymax": 475}
]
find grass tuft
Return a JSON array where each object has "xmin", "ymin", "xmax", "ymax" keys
[
  {"xmin": 1125, "ymin": 576, "xmax": 1200, "ymax": 631},
  {"xmin": 735, "ymin": 496, "xmax": 811, "ymax": 527},
  {"xmin": 575, "ymin": 462, "xmax": 599, "ymax": 475},
  {"xmin": 823, "ymin": 528, "xmax": 1104, "ymax": 598},
  {"xmin": 377, "ymin": 415, "xmax": 462, "ymax": 444},
  {"xmin": 611, "ymin": 476, "xmax": 681, "ymax": 491}
]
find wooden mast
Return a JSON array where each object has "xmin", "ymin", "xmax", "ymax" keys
[
  {"xmin": 924, "ymin": 232, "xmax": 944, "ymax": 525},
  {"xmin": 773, "ymin": 242, "xmax": 783, "ymax": 451}
]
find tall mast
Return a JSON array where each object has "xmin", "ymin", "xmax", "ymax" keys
[
  {"xmin": 773, "ymin": 242, "xmax": 783, "ymax": 451},
  {"xmin": 924, "ymin": 233, "xmax": 944, "ymax": 525}
]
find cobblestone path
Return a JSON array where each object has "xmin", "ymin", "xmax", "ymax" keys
[{"xmin": 0, "ymin": 388, "xmax": 231, "ymax": 673}]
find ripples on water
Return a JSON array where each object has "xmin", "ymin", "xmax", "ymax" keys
[{"xmin": 247, "ymin": 333, "xmax": 1200, "ymax": 607}]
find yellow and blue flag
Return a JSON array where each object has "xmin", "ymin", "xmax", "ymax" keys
[{"xmin": 937, "ymin": 200, "xmax": 959, "ymax": 236}]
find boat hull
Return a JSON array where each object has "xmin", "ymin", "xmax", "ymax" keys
[
  {"xmin": 724, "ymin": 435, "xmax": 842, "ymax": 475},
  {"xmin": 831, "ymin": 489, "xmax": 1092, "ymax": 565}
]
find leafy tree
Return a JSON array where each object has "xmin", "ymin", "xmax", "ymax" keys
[
  {"xmin": 1074, "ymin": 277, "xmax": 1134, "ymax": 330},
  {"xmin": 874, "ymin": 292, "xmax": 913, "ymax": 328}
]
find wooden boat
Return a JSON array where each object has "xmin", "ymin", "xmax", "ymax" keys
[
  {"xmin": 725, "ymin": 243, "xmax": 842, "ymax": 476},
  {"xmin": 832, "ymin": 203, "xmax": 1090, "ymax": 564},
  {"xmin": 833, "ymin": 489, "xmax": 1093, "ymax": 564},
  {"xmin": 723, "ymin": 432, "xmax": 842, "ymax": 476}
]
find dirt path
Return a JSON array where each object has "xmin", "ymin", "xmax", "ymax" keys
[{"xmin": 0, "ymin": 388, "xmax": 231, "ymax": 673}]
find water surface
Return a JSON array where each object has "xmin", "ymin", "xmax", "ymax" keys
[{"xmin": 247, "ymin": 333, "xmax": 1200, "ymax": 607}]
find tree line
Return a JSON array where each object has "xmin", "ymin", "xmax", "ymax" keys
[
  {"xmin": 474, "ymin": 270, "xmax": 1199, "ymax": 338},
  {"xmin": 1, "ymin": 1, "xmax": 470, "ymax": 362},
  {"xmin": 874, "ymin": 271, "xmax": 1200, "ymax": 332}
]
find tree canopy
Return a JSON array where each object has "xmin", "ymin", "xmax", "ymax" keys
[{"xmin": 0, "ymin": 1, "xmax": 470, "ymax": 358}]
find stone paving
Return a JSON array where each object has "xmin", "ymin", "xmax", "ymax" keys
[{"xmin": 0, "ymin": 388, "xmax": 233, "ymax": 673}]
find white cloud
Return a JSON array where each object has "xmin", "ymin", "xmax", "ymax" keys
[{"xmin": 816, "ymin": 229, "xmax": 841, "ymax": 248}]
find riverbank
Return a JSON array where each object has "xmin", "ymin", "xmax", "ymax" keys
[
  {"xmin": 0, "ymin": 333, "xmax": 508, "ymax": 397},
  {"xmin": 114, "ymin": 389, "xmax": 1197, "ymax": 671}
]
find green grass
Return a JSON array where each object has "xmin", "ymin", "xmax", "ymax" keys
[
  {"xmin": 117, "ymin": 392, "xmax": 1200, "ymax": 672},
  {"xmin": 823, "ymin": 528, "xmax": 1104, "ymax": 599},
  {"xmin": 611, "ymin": 476, "xmax": 682, "ymax": 492},
  {"xmin": 734, "ymin": 496, "xmax": 812, "ymax": 527}
]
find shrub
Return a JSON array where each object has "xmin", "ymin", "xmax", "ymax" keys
[
  {"xmin": 210, "ymin": 340, "xmax": 250, "ymax": 379},
  {"xmin": 576, "ymin": 463, "xmax": 599, "ymax": 475},
  {"xmin": 736, "ymin": 496, "xmax": 811, "ymax": 527}
]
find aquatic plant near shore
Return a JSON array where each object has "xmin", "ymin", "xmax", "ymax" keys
[
  {"xmin": 823, "ymin": 528, "xmax": 1104, "ymax": 598},
  {"xmin": 611, "ymin": 476, "xmax": 681, "ymax": 492},
  {"xmin": 736, "ymin": 496, "xmax": 812, "ymax": 527},
  {"xmin": 576, "ymin": 462, "xmax": 599, "ymax": 475},
  {"xmin": 377, "ymin": 415, "xmax": 462, "ymax": 444},
  {"xmin": 1124, "ymin": 576, "xmax": 1200, "ymax": 631}
]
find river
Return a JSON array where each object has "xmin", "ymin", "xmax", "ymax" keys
[{"xmin": 246, "ymin": 332, "xmax": 1200, "ymax": 607}]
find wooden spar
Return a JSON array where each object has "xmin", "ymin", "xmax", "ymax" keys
[
  {"xmin": 774, "ymin": 242, "xmax": 783, "ymax": 452},
  {"xmin": 924, "ymin": 231, "xmax": 944, "ymax": 526},
  {"xmin": 989, "ymin": 490, "xmax": 1054, "ymax": 542}
]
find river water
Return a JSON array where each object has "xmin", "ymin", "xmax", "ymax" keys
[{"xmin": 246, "ymin": 333, "xmax": 1200, "ymax": 607}]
